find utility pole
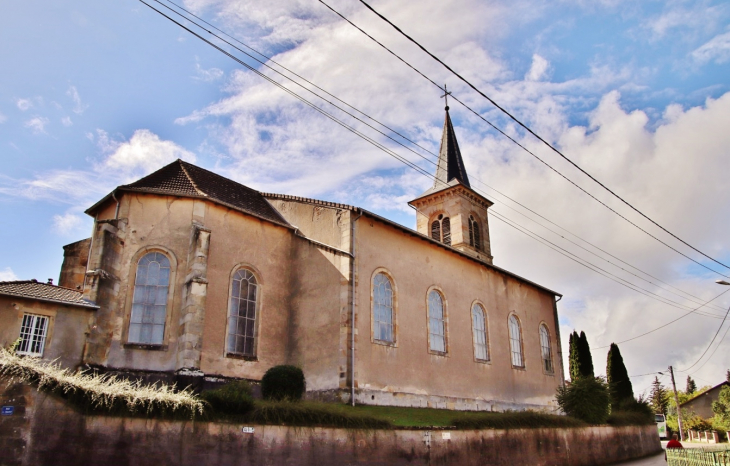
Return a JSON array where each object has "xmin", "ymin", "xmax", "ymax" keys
[{"xmin": 669, "ymin": 366, "xmax": 684, "ymax": 441}]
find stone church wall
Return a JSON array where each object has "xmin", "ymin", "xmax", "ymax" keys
[
  {"xmin": 353, "ymin": 216, "xmax": 563, "ymax": 410},
  {"xmin": 0, "ymin": 383, "xmax": 662, "ymax": 466}
]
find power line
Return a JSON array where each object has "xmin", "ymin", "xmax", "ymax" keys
[
  {"xmin": 353, "ymin": 0, "xmax": 730, "ymax": 274},
  {"xmin": 141, "ymin": 0, "xmax": 727, "ymax": 347},
  {"xmin": 159, "ymin": 0, "xmax": 730, "ymax": 314},
  {"xmin": 677, "ymin": 298, "xmax": 730, "ymax": 373},
  {"xmin": 317, "ymin": 0, "xmax": 729, "ymax": 279},
  {"xmin": 592, "ymin": 288, "xmax": 730, "ymax": 349}
]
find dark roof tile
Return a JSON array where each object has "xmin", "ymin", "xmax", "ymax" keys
[{"xmin": 0, "ymin": 280, "xmax": 98, "ymax": 309}]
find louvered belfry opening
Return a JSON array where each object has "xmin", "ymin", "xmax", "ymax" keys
[
  {"xmin": 431, "ymin": 214, "xmax": 452, "ymax": 245},
  {"xmin": 469, "ymin": 215, "xmax": 481, "ymax": 251}
]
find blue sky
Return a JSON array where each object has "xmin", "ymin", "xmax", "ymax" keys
[{"xmin": 2, "ymin": 0, "xmax": 730, "ymax": 392}]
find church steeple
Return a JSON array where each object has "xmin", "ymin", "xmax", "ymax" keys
[
  {"xmin": 434, "ymin": 107, "xmax": 470, "ymax": 189},
  {"xmin": 408, "ymin": 104, "xmax": 494, "ymax": 264}
]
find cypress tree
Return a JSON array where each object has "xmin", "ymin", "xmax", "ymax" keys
[
  {"xmin": 578, "ymin": 331, "xmax": 594, "ymax": 378},
  {"xmin": 727, "ymin": 369, "xmax": 730, "ymax": 384},
  {"xmin": 650, "ymin": 376, "xmax": 669, "ymax": 415},
  {"xmin": 686, "ymin": 376, "xmax": 697, "ymax": 395},
  {"xmin": 569, "ymin": 331, "xmax": 581, "ymax": 381},
  {"xmin": 606, "ymin": 343, "xmax": 633, "ymax": 410}
]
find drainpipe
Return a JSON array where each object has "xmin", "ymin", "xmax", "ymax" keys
[
  {"xmin": 112, "ymin": 190, "xmax": 120, "ymax": 220},
  {"xmin": 351, "ymin": 210, "xmax": 363, "ymax": 406}
]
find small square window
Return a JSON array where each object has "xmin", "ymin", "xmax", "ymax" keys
[{"xmin": 17, "ymin": 314, "xmax": 49, "ymax": 357}]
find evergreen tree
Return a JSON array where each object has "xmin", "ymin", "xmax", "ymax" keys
[
  {"xmin": 686, "ymin": 376, "xmax": 697, "ymax": 395},
  {"xmin": 727, "ymin": 369, "xmax": 730, "ymax": 384},
  {"xmin": 578, "ymin": 331, "xmax": 594, "ymax": 378},
  {"xmin": 650, "ymin": 376, "xmax": 669, "ymax": 415},
  {"xmin": 606, "ymin": 343, "xmax": 633, "ymax": 410},
  {"xmin": 569, "ymin": 331, "xmax": 581, "ymax": 381}
]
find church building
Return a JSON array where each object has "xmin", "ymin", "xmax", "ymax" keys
[{"xmin": 4, "ymin": 108, "xmax": 565, "ymax": 411}]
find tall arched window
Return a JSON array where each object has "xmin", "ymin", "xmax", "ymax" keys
[
  {"xmin": 227, "ymin": 269, "xmax": 259, "ymax": 357},
  {"xmin": 430, "ymin": 214, "xmax": 451, "ymax": 246},
  {"xmin": 129, "ymin": 252, "xmax": 171, "ymax": 345},
  {"xmin": 508, "ymin": 314, "xmax": 524, "ymax": 368},
  {"xmin": 471, "ymin": 303, "xmax": 489, "ymax": 361},
  {"xmin": 539, "ymin": 324, "xmax": 553, "ymax": 373},
  {"xmin": 428, "ymin": 290, "xmax": 446, "ymax": 353},
  {"xmin": 373, "ymin": 273, "xmax": 394, "ymax": 343},
  {"xmin": 468, "ymin": 215, "xmax": 481, "ymax": 251}
]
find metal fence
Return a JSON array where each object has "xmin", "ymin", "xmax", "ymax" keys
[{"xmin": 667, "ymin": 449, "xmax": 730, "ymax": 466}]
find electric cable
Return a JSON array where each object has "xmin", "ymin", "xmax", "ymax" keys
[
  {"xmin": 158, "ymin": 0, "xmax": 730, "ymax": 314},
  {"xmin": 139, "ymin": 0, "xmax": 728, "ymax": 349},
  {"xmin": 352, "ymin": 0, "xmax": 730, "ymax": 273},
  {"xmin": 677, "ymin": 298, "xmax": 730, "ymax": 373}
]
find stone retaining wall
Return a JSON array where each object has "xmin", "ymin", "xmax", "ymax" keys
[{"xmin": 0, "ymin": 383, "xmax": 661, "ymax": 466}]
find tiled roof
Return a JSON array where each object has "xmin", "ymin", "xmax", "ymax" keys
[
  {"xmin": 0, "ymin": 280, "xmax": 98, "ymax": 309},
  {"xmin": 94, "ymin": 160, "xmax": 291, "ymax": 228}
]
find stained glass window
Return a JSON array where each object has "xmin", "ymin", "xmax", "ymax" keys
[
  {"xmin": 509, "ymin": 314, "xmax": 524, "ymax": 367},
  {"xmin": 472, "ymin": 304, "xmax": 489, "ymax": 361},
  {"xmin": 373, "ymin": 273, "xmax": 394, "ymax": 343},
  {"xmin": 129, "ymin": 252, "xmax": 170, "ymax": 345},
  {"xmin": 227, "ymin": 269, "xmax": 258, "ymax": 356},
  {"xmin": 428, "ymin": 290, "xmax": 446, "ymax": 353}
]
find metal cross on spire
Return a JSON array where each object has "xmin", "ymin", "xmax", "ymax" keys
[{"xmin": 440, "ymin": 84, "xmax": 452, "ymax": 109}]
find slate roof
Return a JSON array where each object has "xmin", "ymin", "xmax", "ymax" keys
[
  {"xmin": 87, "ymin": 160, "xmax": 291, "ymax": 228},
  {"xmin": 0, "ymin": 280, "xmax": 99, "ymax": 309},
  {"xmin": 434, "ymin": 108, "xmax": 470, "ymax": 188}
]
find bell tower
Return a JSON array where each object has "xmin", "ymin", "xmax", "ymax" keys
[{"xmin": 408, "ymin": 105, "xmax": 494, "ymax": 263}]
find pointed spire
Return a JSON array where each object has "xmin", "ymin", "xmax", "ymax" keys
[{"xmin": 433, "ymin": 107, "xmax": 470, "ymax": 189}]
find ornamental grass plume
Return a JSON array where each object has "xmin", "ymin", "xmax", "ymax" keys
[{"xmin": 0, "ymin": 347, "xmax": 204, "ymax": 418}]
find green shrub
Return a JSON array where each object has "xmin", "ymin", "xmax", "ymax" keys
[
  {"xmin": 261, "ymin": 365, "xmax": 305, "ymax": 401},
  {"xmin": 250, "ymin": 401, "xmax": 391, "ymax": 429},
  {"xmin": 556, "ymin": 376, "xmax": 610, "ymax": 424},
  {"xmin": 201, "ymin": 380, "xmax": 255, "ymax": 415},
  {"xmin": 451, "ymin": 410, "xmax": 586, "ymax": 429}
]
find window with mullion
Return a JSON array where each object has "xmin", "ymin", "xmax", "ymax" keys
[
  {"xmin": 508, "ymin": 314, "xmax": 524, "ymax": 368},
  {"xmin": 17, "ymin": 314, "xmax": 49, "ymax": 357},
  {"xmin": 540, "ymin": 324, "xmax": 553, "ymax": 373},
  {"xmin": 471, "ymin": 304, "xmax": 489, "ymax": 361},
  {"xmin": 227, "ymin": 269, "xmax": 259, "ymax": 357},
  {"xmin": 129, "ymin": 252, "xmax": 171, "ymax": 345},
  {"xmin": 428, "ymin": 290, "xmax": 446, "ymax": 353},
  {"xmin": 373, "ymin": 273, "xmax": 394, "ymax": 343}
]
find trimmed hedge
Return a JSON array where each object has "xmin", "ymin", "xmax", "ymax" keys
[
  {"xmin": 261, "ymin": 365, "xmax": 305, "ymax": 401},
  {"xmin": 451, "ymin": 410, "xmax": 587, "ymax": 430},
  {"xmin": 201, "ymin": 380, "xmax": 255, "ymax": 415}
]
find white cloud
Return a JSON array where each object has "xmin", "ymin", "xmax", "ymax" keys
[
  {"xmin": 525, "ymin": 54, "xmax": 550, "ymax": 81},
  {"xmin": 0, "ymin": 267, "xmax": 18, "ymax": 281},
  {"xmin": 0, "ymin": 112, "xmax": 6, "ymax": 123},
  {"xmin": 194, "ymin": 60, "xmax": 224, "ymax": 82},
  {"xmin": 16, "ymin": 98, "xmax": 33, "ymax": 111},
  {"xmin": 24, "ymin": 117, "xmax": 49, "ymax": 134},
  {"xmin": 61, "ymin": 116, "xmax": 73, "ymax": 127},
  {"xmin": 692, "ymin": 31, "xmax": 730, "ymax": 64},
  {"xmin": 0, "ymin": 129, "xmax": 196, "ymax": 203},
  {"xmin": 66, "ymin": 86, "xmax": 89, "ymax": 115},
  {"xmin": 100, "ymin": 129, "xmax": 197, "ymax": 177},
  {"xmin": 52, "ymin": 213, "xmax": 84, "ymax": 235}
]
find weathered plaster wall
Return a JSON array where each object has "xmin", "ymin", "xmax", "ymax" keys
[
  {"xmin": 0, "ymin": 384, "xmax": 662, "ymax": 466},
  {"xmin": 58, "ymin": 238, "xmax": 91, "ymax": 290},
  {"xmin": 354, "ymin": 217, "xmax": 563, "ymax": 410},
  {"xmin": 0, "ymin": 296, "xmax": 94, "ymax": 369}
]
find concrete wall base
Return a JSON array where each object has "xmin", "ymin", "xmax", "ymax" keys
[{"xmin": 1, "ymin": 383, "xmax": 662, "ymax": 466}]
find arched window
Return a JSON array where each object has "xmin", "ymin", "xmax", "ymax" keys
[
  {"xmin": 508, "ymin": 314, "xmax": 524, "ymax": 368},
  {"xmin": 428, "ymin": 290, "xmax": 446, "ymax": 353},
  {"xmin": 430, "ymin": 214, "xmax": 451, "ymax": 246},
  {"xmin": 471, "ymin": 303, "xmax": 489, "ymax": 361},
  {"xmin": 227, "ymin": 269, "xmax": 259, "ymax": 356},
  {"xmin": 129, "ymin": 252, "xmax": 171, "ymax": 345},
  {"xmin": 469, "ymin": 215, "xmax": 481, "ymax": 251},
  {"xmin": 373, "ymin": 272, "xmax": 394, "ymax": 343},
  {"xmin": 540, "ymin": 324, "xmax": 553, "ymax": 373}
]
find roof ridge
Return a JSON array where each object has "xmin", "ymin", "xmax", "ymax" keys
[
  {"xmin": 262, "ymin": 192, "xmax": 357, "ymax": 211},
  {"xmin": 177, "ymin": 159, "xmax": 207, "ymax": 197}
]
